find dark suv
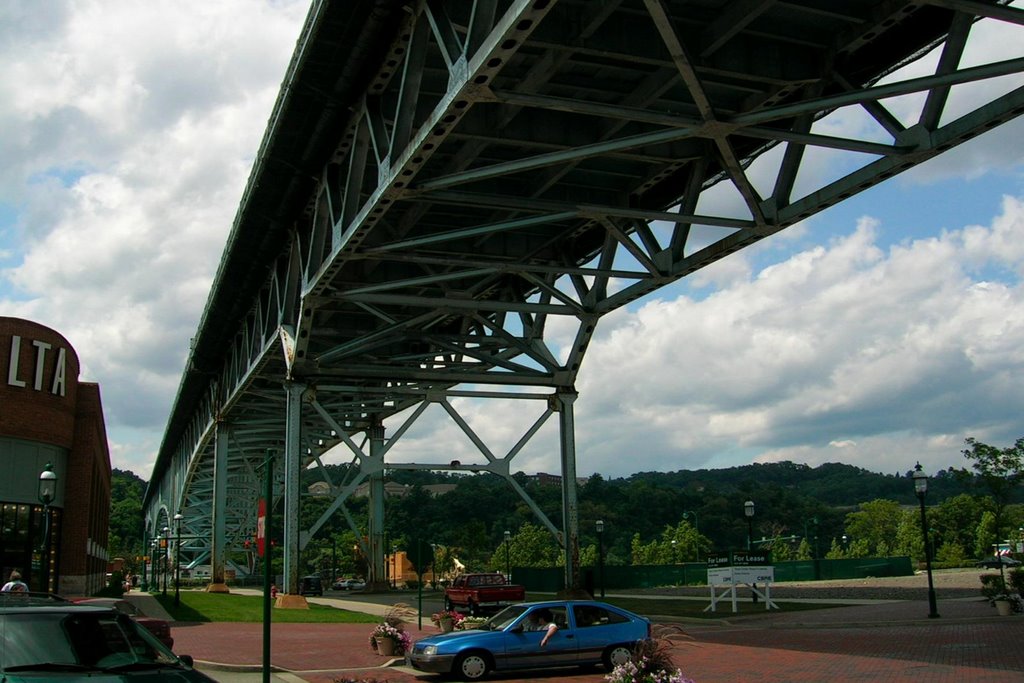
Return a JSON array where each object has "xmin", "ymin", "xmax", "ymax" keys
[
  {"xmin": 299, "ymin": 575, "xmax": 324, "ymax": 596},
  {"xmin": 0, "ymin": 593, "xmax": 215, "ymax": 681}
]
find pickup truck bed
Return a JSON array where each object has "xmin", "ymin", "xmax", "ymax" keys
[{"xmin": 443, "ymin": 573, "xmax": 526, "ymax": 615}]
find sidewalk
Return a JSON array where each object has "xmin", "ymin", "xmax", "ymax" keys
[{"xmin": 127, "ymin": 590, "xmax": 1024, "ymax": 683}]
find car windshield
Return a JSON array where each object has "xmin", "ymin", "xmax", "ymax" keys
[
  {"xmin": 484, "ymin": 604, "xmax": 530, "ymax": 631},
  {"xmin": 0, "ymin": 610, "xmax": 181, "ymax": 673}
]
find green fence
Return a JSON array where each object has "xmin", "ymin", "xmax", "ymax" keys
[{"xmin": 514, "ymin": 556, "xmax": 913, "ymax": 594}]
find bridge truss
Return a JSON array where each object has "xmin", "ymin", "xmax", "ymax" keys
[{"xmin": 143, "ymin": 0, "xmax": 1024, "ymax": 595}]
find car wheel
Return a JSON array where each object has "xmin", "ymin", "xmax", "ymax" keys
[
  {"xmin": 454, "ymin": 652, "xmax": 491, "ymax": 681},
  {"xmin": 602, "ymin": 644, "xmax": 633, "ymax": 670}
]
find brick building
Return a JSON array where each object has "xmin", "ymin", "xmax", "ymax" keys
[{"xmin": 0, "ymin": 317, "xmax": 111, "ymax": 595}]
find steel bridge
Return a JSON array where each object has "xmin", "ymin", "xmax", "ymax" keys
[{"xmin": 142, "ymin": 0, "xmax": 1024, "ymax": 596}]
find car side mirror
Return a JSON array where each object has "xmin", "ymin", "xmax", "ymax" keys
[
  {"xmin": 178, "ymin": 655, "xmax": 194, "ymax": 667},
  {"xmin": 512, "ymin": 625, "xmax": 524, "ymax": 633}
]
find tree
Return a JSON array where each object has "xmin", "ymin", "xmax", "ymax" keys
[
  {"xmin": 844, "ymin": 499, "xmax": 903, "ymax": 556},
  {"xmin": 959, "ymin": 437, "xmax": 1024, "ymax": 553},
  {"xmin": 493, "ymin": 523, "xmax": 559, "ymax": 569}
]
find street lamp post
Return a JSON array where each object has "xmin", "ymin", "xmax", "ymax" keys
[
  {"xmin": 503, "ymin": 531, "xmax": 511, "ymax": 582},
  {"xmin": 596, "ymin": 520, "xmax": 605, "ymax": 599},
  {"xmin": 162, "ymin": 526, "xmax": 170, "ymax": 596},
  {"xmin": 744, "ymin": 500, "xmax": 755, "ymax": 550},
  {"xmin": 150, "ymin": 540, "xmax": 158, "ymax": 592},
  {"xmin": 173, "ymin": 513, "xmax": 184, "ymax": 607},
  {"xmin": 913, "ymin": 462, "xmax": 940, "ymax": 619},
  {"xmin": 38, "ymin": 463, "xmax": 57, "ymax": 592}
]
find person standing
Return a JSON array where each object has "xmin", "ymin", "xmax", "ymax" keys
[{"xmin": 1, "ymin": 570, "xmax": 28, "ymax": 592}]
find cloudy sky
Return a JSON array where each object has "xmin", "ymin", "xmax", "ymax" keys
[{"xmin": 2, "ymin": 1, "xmax": 1023, "ymax": 483}]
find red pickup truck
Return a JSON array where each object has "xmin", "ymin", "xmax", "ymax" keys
[{"xmin": 443, "ymin": 573, "xmax": 526, "ymax": 615}]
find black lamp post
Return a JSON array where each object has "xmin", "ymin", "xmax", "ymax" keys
[
  {"xmin": 913, "ymin": 462, "xmax": 940, "ymax": 619},
  {"xmin": 596, "ymin": 520, "xmax": 605, "ymax": 599},
  {"xmin": 744, "ymin": 500, "xmax": 755, "ymax": 550},
  {"xmin": 38, "ymin": 463, "xmax": 57, "ymax": 592},
  {"xmin": 503, "ymin": 531, "xmax": 511, "ymax": 582},
  {"xmin": 162, "ymin": 526, "xmax": 170, "ymax": 596},
  {"xmin": 149, "ymin": 540, "xmax": 158, "ymax": 592},
  {"xmin": 173, "ymin": 513, "xmax": 183, "ymax": 607}
]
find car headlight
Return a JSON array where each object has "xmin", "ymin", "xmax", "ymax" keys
[{"xmin": 422, "ymin": 645, "xmax": 437, "ymax": 656}]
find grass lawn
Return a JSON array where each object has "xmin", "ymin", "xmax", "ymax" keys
[{"xmin": 151, "ymin": 592, "xmax": 380, "ymax": 624}]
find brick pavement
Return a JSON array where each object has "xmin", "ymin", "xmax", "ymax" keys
[{"xmin": 152, "ymin": 593, "xmax": 1024, "ymax": 683}]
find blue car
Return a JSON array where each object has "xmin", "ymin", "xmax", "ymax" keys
[{"xmin": 406, "ymin": 600, "xmax": 651, "ymax": 680}]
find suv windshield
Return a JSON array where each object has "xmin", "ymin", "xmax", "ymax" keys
[{"xmin": 0, "ymin": 609, "xmax": 180, "ymax": 673}]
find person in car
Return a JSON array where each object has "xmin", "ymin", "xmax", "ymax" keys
[{"xmin": 524, "ymin": 608, "xmax": 558, "ymax": 647}]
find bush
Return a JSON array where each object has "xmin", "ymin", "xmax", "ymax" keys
[
  {"xmin": 1009, "ymin": 568, "xmax": 1024, "ymax": 595},
  {"xmin": 979, "ymin": 573, "xmax": 1006, "ymax": 601}
]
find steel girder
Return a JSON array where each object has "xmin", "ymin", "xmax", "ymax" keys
[{"xmin": 144, "ymin": 0, "xmax": 1024, "ymax": 592}]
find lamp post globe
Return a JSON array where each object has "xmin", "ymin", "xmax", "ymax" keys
[{"xmin": 913, "ymin": 462, "xmax": 940, "ymax": 619}]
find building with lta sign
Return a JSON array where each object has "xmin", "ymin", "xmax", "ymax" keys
[{"xmin": 0, "ymin": 317, "xmax": 112, "ymax": 595}]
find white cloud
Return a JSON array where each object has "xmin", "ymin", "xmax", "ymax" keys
[
  {"xmin": 0, "ymin": 0, "xmax": 308, "ymax": 476},
  {"xmin": 569, "ymin": 195, "xmax": 1024, "ymax": 476}
]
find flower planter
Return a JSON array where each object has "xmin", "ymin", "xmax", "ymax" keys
[
  {"xmin": 375, "ymin": 636, "xmax": 396, "ymax": 656},
  {"xmin": 995, "ymin": 599, "xmax": 1013, "ymax": 617},
  {"xmin": 439, "ymin": 617, "xmax": 454, "ymax": 632}
]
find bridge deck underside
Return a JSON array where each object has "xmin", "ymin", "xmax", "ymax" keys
[{"xmin": 144, "ymin": 0, "xmax": 1024, "ymax": 574}]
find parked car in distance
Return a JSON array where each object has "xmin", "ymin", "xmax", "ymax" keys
[
  {"xmin": 406, "ymin": 600, "xmax": 651, "ymax": 680},
  {"xmin": 976, "ymin": 555, "xmax": 1022, "ymax": 569},
  {"xmin": 72, "ymin": 597, "xmax": 174, "ymax": 649},
  {"xmin": 0, "ymin": 593, "xmax": 214, "ymax": 681},
  {"xmin": 332, "ymin": 578, "xmax": 366, "ymax": 591},
  {"xmin": 299, "ymin": 575, "xmax": 324, "ymax": 596},
  {"xmin": 443, "ymin": 572, "xmax": 525, "ymax": 615}
]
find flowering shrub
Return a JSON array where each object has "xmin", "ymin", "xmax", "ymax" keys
[
  {"xmin": 456, "ymin": 616, "xmax": 488, "ymax": 631},
  {"xmin": 605, "ymin": 660, "xmax": 694, "ymax": 683},
  {"xmin": 431, "ymin": 609, "xmax": 464, "ymax": 627},
  {"xmin": 604, "ymin": 638, "xmax": 694, "ymax": 683},
  {"xmin": 369, "ymin": 622, "xmax": 412, "ymax": 654}
]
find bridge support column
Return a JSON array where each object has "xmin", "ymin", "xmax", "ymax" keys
[
  {"xmin": 283, "ymin": 381, "xmax": 306, "ymax": 601},
  {"xmin": 207, "ymin": 421, "xmax": 230, "ymax": 593},
  {"xmin": 367, "ymin": 421, "xmax": 386, "ymax": 589},
  {"xmin": 554, "ymin": 390, "xmax": 584, "ymax": 595}
]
